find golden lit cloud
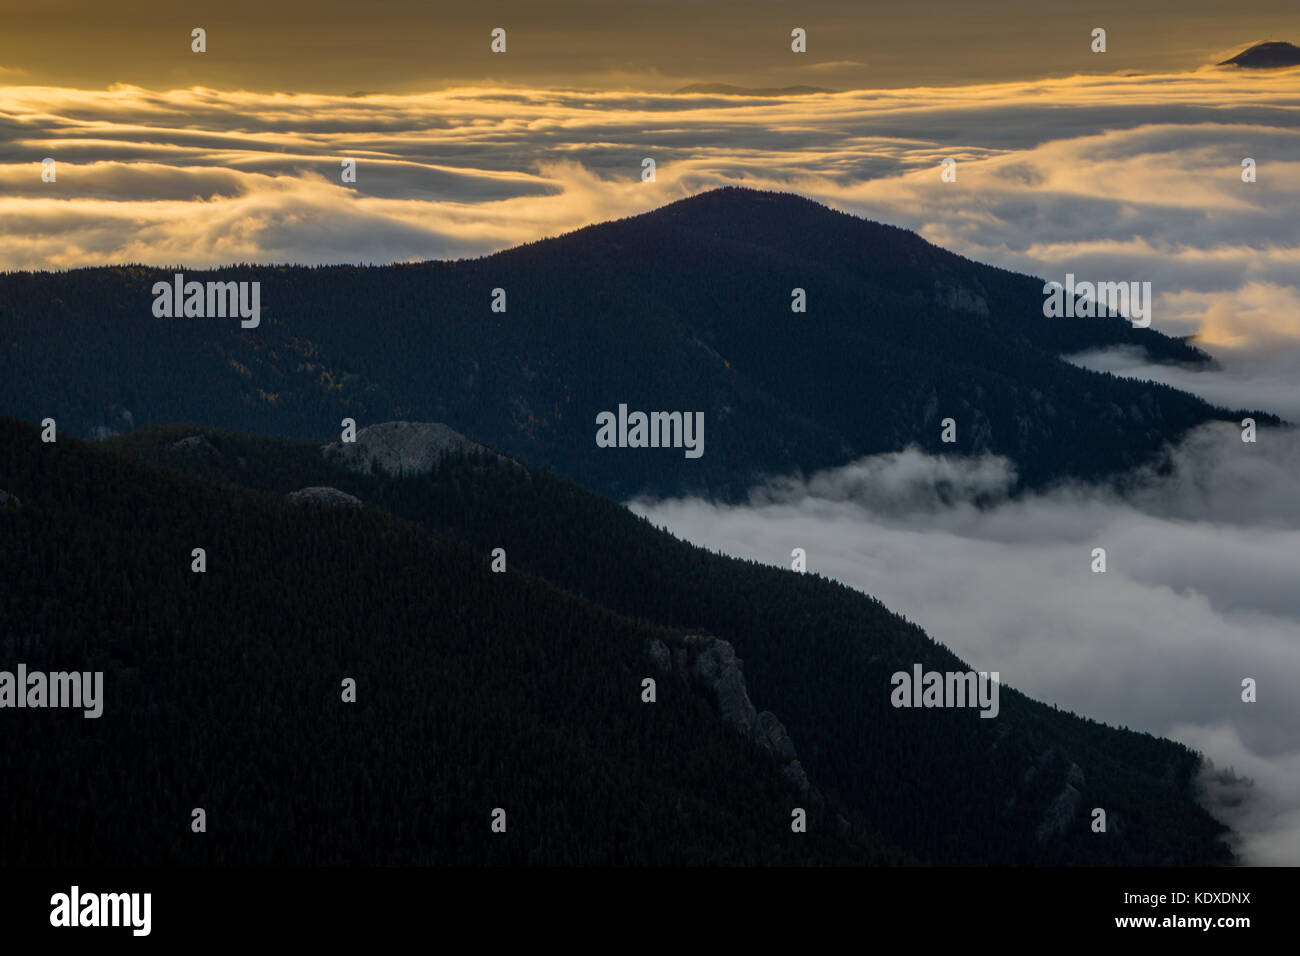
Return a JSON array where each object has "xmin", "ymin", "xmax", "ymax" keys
[{"xmin": 2, "ymin": 68, "xmax": 1297, "ymax": 347}]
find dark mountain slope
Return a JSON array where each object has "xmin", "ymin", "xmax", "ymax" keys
[
  {"xmin": 0, "ymin": 188, "xmax": 1271, "ymax": 502},
  {"xmin": 108, "ymin": 421, "xmax": 1237, "ymax": 866},
  {"xmin": 1218, "ymin": 41, "xmax": 1300, "ymax": 68},
  {"xmin": 0, "ymin": 416, "xmax": 898, "ymax": 865}
]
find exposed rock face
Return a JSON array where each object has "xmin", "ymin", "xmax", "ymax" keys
[
  {"xmin": 90, "ymin": 406, "xmax": 135, "ymax": 440},
  {"xmin": 757, "ymin": 711, "xmax": 798, "ymax": 764},
  {"xmin": 646, "ymin": 634, "xmax": 815, "ymax": 800},
  {"xmin": 1036, "ymin": 761, "xmax": 1088, "ymax": 843},
  {"xmin": 287, "ymin": 486, "xmax": 362, "ymax": 508},
  {"xmin": 1066, "ymin": 761, "xmax": 1086, "ymax": 788},
  {"xmin": 0, "ymin": 488, "xmax": 21, "ymax": 509},
  {"xmin": 935, "ymin": 280, "xmax": 990, "ymax": 317},
  {"xmin": 169, "ymin": 435, "xmax": 222, "ymax": 459},
  {"xmin": 322, "ymin": 421, "xmax": 512, "ymax": 478},
  {"xmin": 681, "ymin": 634, "xmax": 757, "ymax": 736},
  {"xmin": 645, "ymin": 638, "xmax": 672, "ymax": 673}
]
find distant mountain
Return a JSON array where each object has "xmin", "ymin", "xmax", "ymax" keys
[
  {"xmin": 673, "ymin": 83, "xmax": 835, "ymax": 95},
  {"xmin": 105, "ymin": 420, "xmax": 1239, "ymax": 866},
  {"xmin": 0, "ymin": 416, "xmax": 897, "ymax": 865},
  {"xmin": 0, "ymin": 187, "xmax": 1274, "ymax": 502},
  {"xmin": 1218, "ymin": 41, "xmax": 1300, "ymax": 68}
]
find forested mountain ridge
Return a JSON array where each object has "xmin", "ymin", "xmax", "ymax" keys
[
  {"xmin": 0, "ymin": 188, "xmax": 1274, "ymax": 502},
  {"xmin": 0, "ymin": 416, "xmax": 900, "ymax": 865},
  {"xmin": 105, "ymin": 420, "xmax": 1238, "ymax": 866}
]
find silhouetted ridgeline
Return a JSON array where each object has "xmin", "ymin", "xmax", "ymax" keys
[
  {"xmin": 1218, "ymin": 41, "xmax": 1300, "ymax": 68},
  {"xmin": 0, "ymin": 188, "xmax": 1272, "ymax": 502}
]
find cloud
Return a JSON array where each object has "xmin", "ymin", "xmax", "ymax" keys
[
  {"xmin": 4, "ymin": 73, "xmax": 1298, "ymax": 406},
  {"xmin": 632, "ymin": 421, "xmax": 1300, "ymax": 864},
  {"xmin": 792, "ymin": 59, "xmax": 868, "ymax": 73},
  {"xmin": 1068, "ymin": 282, "xmax": 1300, "ymax": 422},
  {"xmin": 3, "ymin": 56, "xmax": 1298, "ymax": 864},
  {"xmin": 754, "ymin": 446, "xmax": 1018, "ymax": 513},
  {"xmin": 0, "ymin": 69, "xmax": 1297, "ymax": 287}
]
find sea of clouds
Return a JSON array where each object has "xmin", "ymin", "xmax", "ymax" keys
[
  {"xmin": 634, "ymin": 408, "xmax": 1300, "ymax": 866},
  {"xmin": 6, "ymin": 63, "xmax": 1298, "ymax": 863},
  {"xmin": 4, "ymin": 69, "xmax": 1296, "ymax": 362}
]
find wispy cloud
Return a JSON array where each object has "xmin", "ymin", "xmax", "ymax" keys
[
  {"xmin": 633, "ymin": 421, "xmax": 1300, "ymax": 864},
  {"xmin": 3, "ymin": 68, "xmax": 1298, "ymax": 369},
  {"xmin": 2, "ymin": 72, "xmax": 1296, "ymax": 252}
]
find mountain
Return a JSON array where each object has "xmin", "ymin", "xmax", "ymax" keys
[
  {"xmin": 103, "ymin": 420, "xmax": 1238, "ymax": 866},
  {"xmin": 0, "ymin": 188, "xmax": 1273, "ymax": 503},
  {"xmin": 0, "ymin": 416, "xmax": 900, "ymax": 865},
  {"xmin": 1218, "ymin": 41, "xmax": 1300, "ymax": 68}
]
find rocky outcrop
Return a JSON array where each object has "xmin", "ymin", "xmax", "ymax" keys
[
  {"xmin": 168, "ymin": 434, "xmax": 223, "ymax": 459},
  {"xmin": 934, "ymin": 280, "xmax": 990, "ymax": 317},
  {"xmin": 89, "ymin": 406, "xmax": 135, "ymax": 440},
  {"xmin": 287, "ymin": 486, "xmax": 362, "ymax": 508},
  {"xmin": 322, "ymin": 421, "xmax": 514, "ymax": 478},
  {"xmin": 645, "ymin": 634, "xmax": 815, "ymax": 801},
  {"xmin": 645, "ymin": 638, "xmax": 672, "ymax": 672},
  {"xmin": 1035, "ymin": 760, "xmax": 1087, "ymax": 843}
]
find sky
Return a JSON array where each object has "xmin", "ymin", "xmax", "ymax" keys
[
  {"xmin": 4, "ymin": 0, "xmax": 1299, "ymax": 863},
  {"xmin": 2, "ymin": 1, "xmax": 1296, "ymax": 92}
]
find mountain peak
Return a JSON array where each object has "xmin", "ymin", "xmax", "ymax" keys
[
  {"xmin": 645, "ymin": 184, "xmax": 850, "ymax": 222},
  {"xmin": 552, "ymin": 185, "xmax": 922, "ymax": 260},
  {"xmin": 1218, "ymin": 41, "xmax": 1300, "ymax": 68}
]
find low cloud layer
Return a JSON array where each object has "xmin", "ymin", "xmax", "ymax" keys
[
  {"xmin": 4, "ymin": 68, "xmax": 1297, "ymax": 355},
  {"xmin": 633, "ymin": 421, "xmax": 1300, "ymax": 864},
  {"xmin": 7, "ymin": 61, "xmax": 1299, "ymax": 863}
]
